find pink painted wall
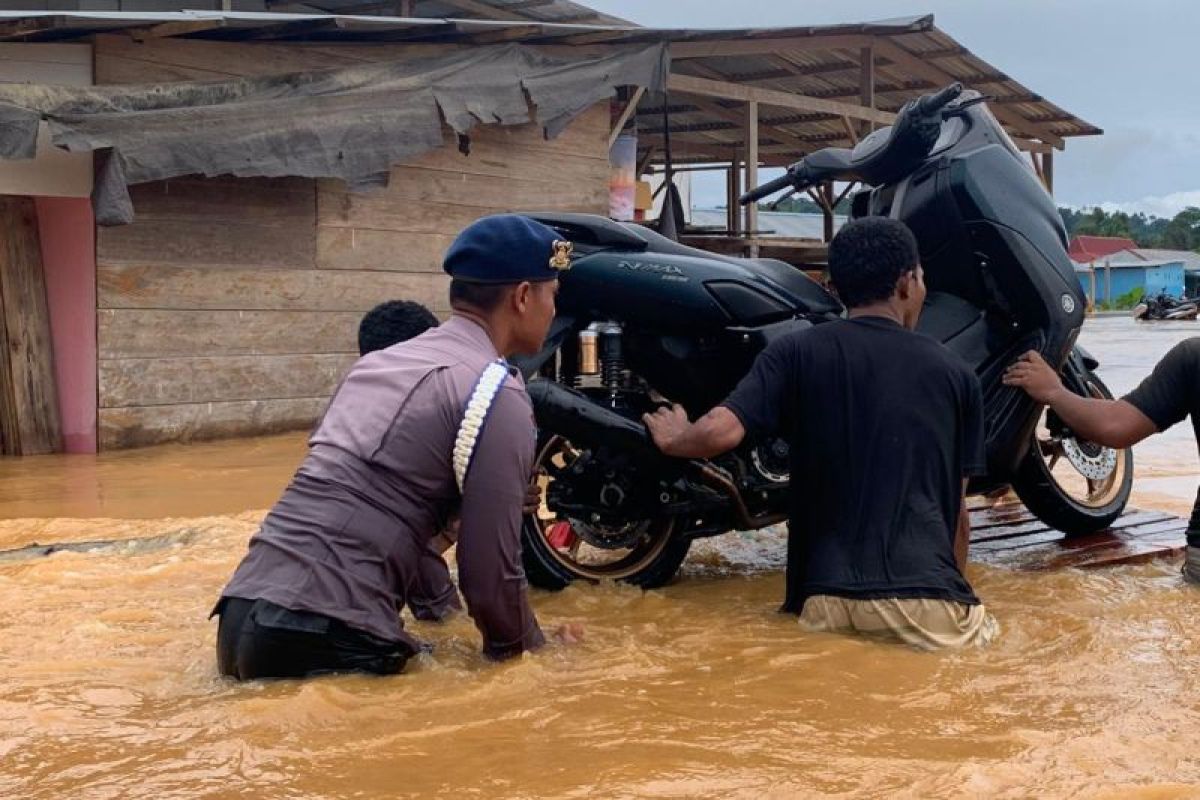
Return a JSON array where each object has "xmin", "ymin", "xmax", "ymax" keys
[{"xmin": 35, "ymin": 196, "xmax": 96, "ymax": 453}]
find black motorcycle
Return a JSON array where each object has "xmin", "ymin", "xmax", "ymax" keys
[
  {"xmin": 515, "ymin": 84, "xmax": 1132, "ymax": 590},
  {"xmin": 1133, "ymin": 292, "xmax": 1198, "ymax": 321}
]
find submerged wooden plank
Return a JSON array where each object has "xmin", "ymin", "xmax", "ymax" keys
[
  {"xmin": 971, "ymin": 510, "xmax": 1174, "ymax": 551},
  {"xmin": 969, "ymin": 503, "xmax": 1187, "ymax": 571}
]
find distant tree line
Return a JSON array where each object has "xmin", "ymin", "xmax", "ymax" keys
[
  {"xmin": 1059, "ymin": 206, "xmax": 1200, "ymax": 251},
  {"xmin": 752, "ymin": 197, "xmax": 1200, "ymax": 252},
  {"xmin": 758, "ymin": 196, "xmax": 851, "ymax": 214}
]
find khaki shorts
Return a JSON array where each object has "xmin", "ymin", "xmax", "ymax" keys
[
  {"xmin": 1183, "ymin": 546, "xmax": 1200, "ymax": 584},
  {"xmin": 799, "ymin": 594, "xmax": 999, "ymax": 651}
]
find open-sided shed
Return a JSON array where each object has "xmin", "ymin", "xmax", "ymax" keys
[{"xmin": 0, "ymin": 6, "xmax": 1098, "ymax": 454}]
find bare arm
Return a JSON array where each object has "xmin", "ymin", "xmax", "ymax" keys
[
  {"xmin": 1003, "ymin": 351, "xmax": 1157, "ymax": 448},
  {"xmin": 955, "ymin": 481, "xmax": 970, "ymax": 573},
  {"xmin": 642, "ymin": 404, "xmax": 746, "ymax": 459}
]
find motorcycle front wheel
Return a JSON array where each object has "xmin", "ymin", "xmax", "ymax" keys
[
  {"xmin": 1011, "ymin": 372, "xmax": 1133, "ymax": 536},
  {"xmin": 520, "ymin": 434, "xmax": 691, "ymax": 590}
]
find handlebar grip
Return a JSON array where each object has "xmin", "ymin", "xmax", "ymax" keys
[
  {"xmin": 917, "ymin": 83, "xmax": 964, "ymax": 115},
  {"xmin": 739, "ymin": 171, "xmax": 796, "ymax": 205}
]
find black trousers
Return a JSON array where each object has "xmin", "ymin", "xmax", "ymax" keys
[{"xmin": 216, "ymin": 597, "xmax": 413, "ymax": 681}]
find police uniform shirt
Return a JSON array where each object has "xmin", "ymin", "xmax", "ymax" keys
[{"xmin": 219, "ymin": 315, "xmax": 546, "ymax": 660}]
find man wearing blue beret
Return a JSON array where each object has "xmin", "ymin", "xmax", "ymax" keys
[{"xmin": 212, "ymin": 214, "xmax": 581, "ymax": 680}]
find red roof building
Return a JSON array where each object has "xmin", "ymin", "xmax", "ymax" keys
[{"xmin": 1069, "ymin": 235, "xmax": 1138, "ymax": 263}]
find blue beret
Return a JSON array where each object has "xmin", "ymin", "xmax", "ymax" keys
[{"xmin": 443, "ymin": 214, "xmax": 573, "ymax": 284}]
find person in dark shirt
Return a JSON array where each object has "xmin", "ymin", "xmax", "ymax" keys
[
  {"xmin": 643, "ymin": 217, "xmax": 996, "ymax": 650},
  {"xmin": 1005, "ymin": 340, "xmax": 1200, "ymax": 582}
]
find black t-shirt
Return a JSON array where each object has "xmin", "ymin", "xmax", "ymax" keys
[
  {"xmin": 1123, "ymin": 337, "xmax": 1200, "ymax": 533},
  {"xmin": 722, "ymin": 316, "xmax": 987, "ymax": 612}
]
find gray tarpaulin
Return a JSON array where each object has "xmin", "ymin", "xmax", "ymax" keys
[{"xmin": 0, "ymin": 42, "xmax": 668, "ymax": 225}]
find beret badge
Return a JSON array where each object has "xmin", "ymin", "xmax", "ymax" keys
[{"xmin": 549, "ymin": 240, "xmax": 573, "ymax": 271}]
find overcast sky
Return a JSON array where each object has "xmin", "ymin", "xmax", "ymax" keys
[{"xmin": 584, "ymin": 0, "xmax": 1198, "ymax": 218}]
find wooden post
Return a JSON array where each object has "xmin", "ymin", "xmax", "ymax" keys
[
  {"xmin": 0, "ymin": 196, "xmax": 62, "ymax": 455},
  {"xmin": 744, "ymin": 101, "xmax": 759, "ymax": 257},
  {"xmin": 730, "ymin": 154, "xmax": 742, "ymax": 235},
  {"xmin": 725, "ymin": 166, "xmax": 735, "ymax": 233},
  {"xmin": 608, "ymin": 86, "xmax": 646, "ymax": 149},
  {"xmin": 1043, "ymin": 150, "xmax": 1054, "ymax": 196},
  {"xmin": 822, "ymin": 182, "xmax": 835, "ymax": 242},
  {"xmin": 860, "ymin": 46, "xmax": 875, "ymax": 139}
]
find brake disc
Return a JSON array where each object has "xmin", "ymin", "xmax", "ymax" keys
[{"xmin": 1061, "ymin": 437, "xmax": 1118, "ymax": 481}]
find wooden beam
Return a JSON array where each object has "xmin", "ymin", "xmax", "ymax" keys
[
  {"xmin": 675, "ymin": 61, "xmax": 817, "ymax": 152},
  {"xmin": 821, "ymin": 183, "xmax": 835, "ymax": 242},
  {"xmin": 0, "ymin": 15, "xmax": 70, "ymax": 41},
  {"xmin": 437, "ymin": 0, "xmax": 532, "ymax": 19},
  {"xmin": 0, "ymin": 196, "xmax": 61, "ymax": 455},
  {"xmin": 469, "ymin": 24, "xmax": 544, "ymax": 44},
  {"xmin": 671, "ymin": 34, "xmax": 871, "ymax": 59},
  {"xmin": 1029, "ymin": 152, "xmax": 1045, "ymax": 183},
  {"xmin": 745, "ymin": 101, "xmax": 759, "ymax": 248},
  {"xmin": 506, "ymin": 0, "xmax": 558, "ymax": 10},
  {"xmin": 129, "ymin": 20, "xmax": 226, "ymax": 40},
  {"xmin": 860, "ymin": 45, "xmax": 875, "ymax": 138},
  {"xmin": 730, "ymin": 154, "xmax": 742, "ymax": 234},
  {"xmin": 636, "ymin": 146, "xmax": 657, "ymax": 177},
  {"xmin": 608, "ymin": 86, "xmax": 646, "ymax": 149},
  {"xmin": 1043, "ymin": 150, "xmax": 1054, "ymax": 195},
  {"xmin": 870, "ymin": 39, "xmax": 1065, "ymax": 149},
  {"xmin": 668, "ymin": 72, "xmax": 896, "ymax": 125},
  {"xmin": 840, "ymin": 116, "xmax": 859, "ymax": 145},
  {"xmin": 1012, "ymin": 136, "xmax": 1053, "ymax": 154},
  {"xmin": 686, "ymin": 98, "xmax": 810, "ymax": 153}
]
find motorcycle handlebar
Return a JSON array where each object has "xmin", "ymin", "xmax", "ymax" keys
[
  {"xmin": 917, "ymin": 82, "xmax": 964, "ymax": 115},
  {"xmin": 739, "ymin": 170, "xmax": 796, "ymax": 205},
  {"xmin": 739, "ymin": 83, "xmax": 962, "ymax": 206}
]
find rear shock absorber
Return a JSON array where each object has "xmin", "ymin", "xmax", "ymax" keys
[
  {"xmin": 598, "ymin": 323, "xmax": 624, "ymax": 400},
  {"xmin": 576, "ymin": 322, "xmax": 624, "ymax": 394}
]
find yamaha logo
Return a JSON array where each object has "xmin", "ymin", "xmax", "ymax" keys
[{"xmin": 1061, "ymin": 294, "xmax": 1076, "ymax": 314}]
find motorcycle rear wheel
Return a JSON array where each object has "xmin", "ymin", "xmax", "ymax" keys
[
  {"xmin": 520, "ymin": 434, "xmax": 691, "ymax": 590},
  {"xmin": 1011, "ymin": 373, "xmax": 1133, "ymax": 536}
]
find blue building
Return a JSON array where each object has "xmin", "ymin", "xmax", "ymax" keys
[{"xmin": 1075, "ymin": 254, "xmax": 1186, "ymax": 305}]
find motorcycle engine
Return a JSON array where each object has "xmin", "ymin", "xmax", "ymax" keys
[{"xmin": 750, "ymin": 438, "xmax": 790, "ymax": 484}]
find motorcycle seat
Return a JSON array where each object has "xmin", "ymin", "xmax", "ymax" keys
[{"xmin": 522, "ymin": 212, "xmax": 650, "ymax": 250}]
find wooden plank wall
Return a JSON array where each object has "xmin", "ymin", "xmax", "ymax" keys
[
  {"xmin": 0, "ymin": 196, "xmax": 62, "ymax": 455},
  {"xmin": 92, "ymin": 35, "xmax": 609, "ymax": 449}
]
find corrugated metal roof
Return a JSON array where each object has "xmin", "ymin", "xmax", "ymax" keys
[
  {"xmin": 1105, "ymin": 248, "xmax": 1200, "ymax": 271},
  {"xmin": 0, "ymin": 8, "xmax": 1097, "ymax": 158},
  {"xmin": 293, "ymin": 0, "xmax": 629, "ymax": 25},
  {"xmin": 1079, "ymin": 249, "xmax": 1192, "ymax": 269}
]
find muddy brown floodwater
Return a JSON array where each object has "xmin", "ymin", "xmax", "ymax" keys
[{"xmin": 1, "ymin": 316, "xmax": 1198, "ymax": 799}]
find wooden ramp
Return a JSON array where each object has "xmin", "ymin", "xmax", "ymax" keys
[{"xmin": 969, "ymin": 499, "xmax": 1188, "ymax": 571}]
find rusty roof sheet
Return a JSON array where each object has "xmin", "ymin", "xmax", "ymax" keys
[{"xmin": 0, "ymin": 10, "xmax": 1098, "ymax": 157}]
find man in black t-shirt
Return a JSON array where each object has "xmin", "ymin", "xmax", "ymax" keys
[
  {"xmin": 1005, "ymin": 341, "xmax": 1200, "ymax": 582},
  {"xmin": 644, "ymin": 217, "xmax": 996, "ymax": 650}
]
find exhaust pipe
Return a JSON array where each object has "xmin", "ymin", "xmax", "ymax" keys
[
  {"xmin": 527, "ymin": 379, "xmax": 785, "ymax": 531},
  {"xmin": 526, "ymin": 378, "xmax": 663, "ymax": 463}
]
